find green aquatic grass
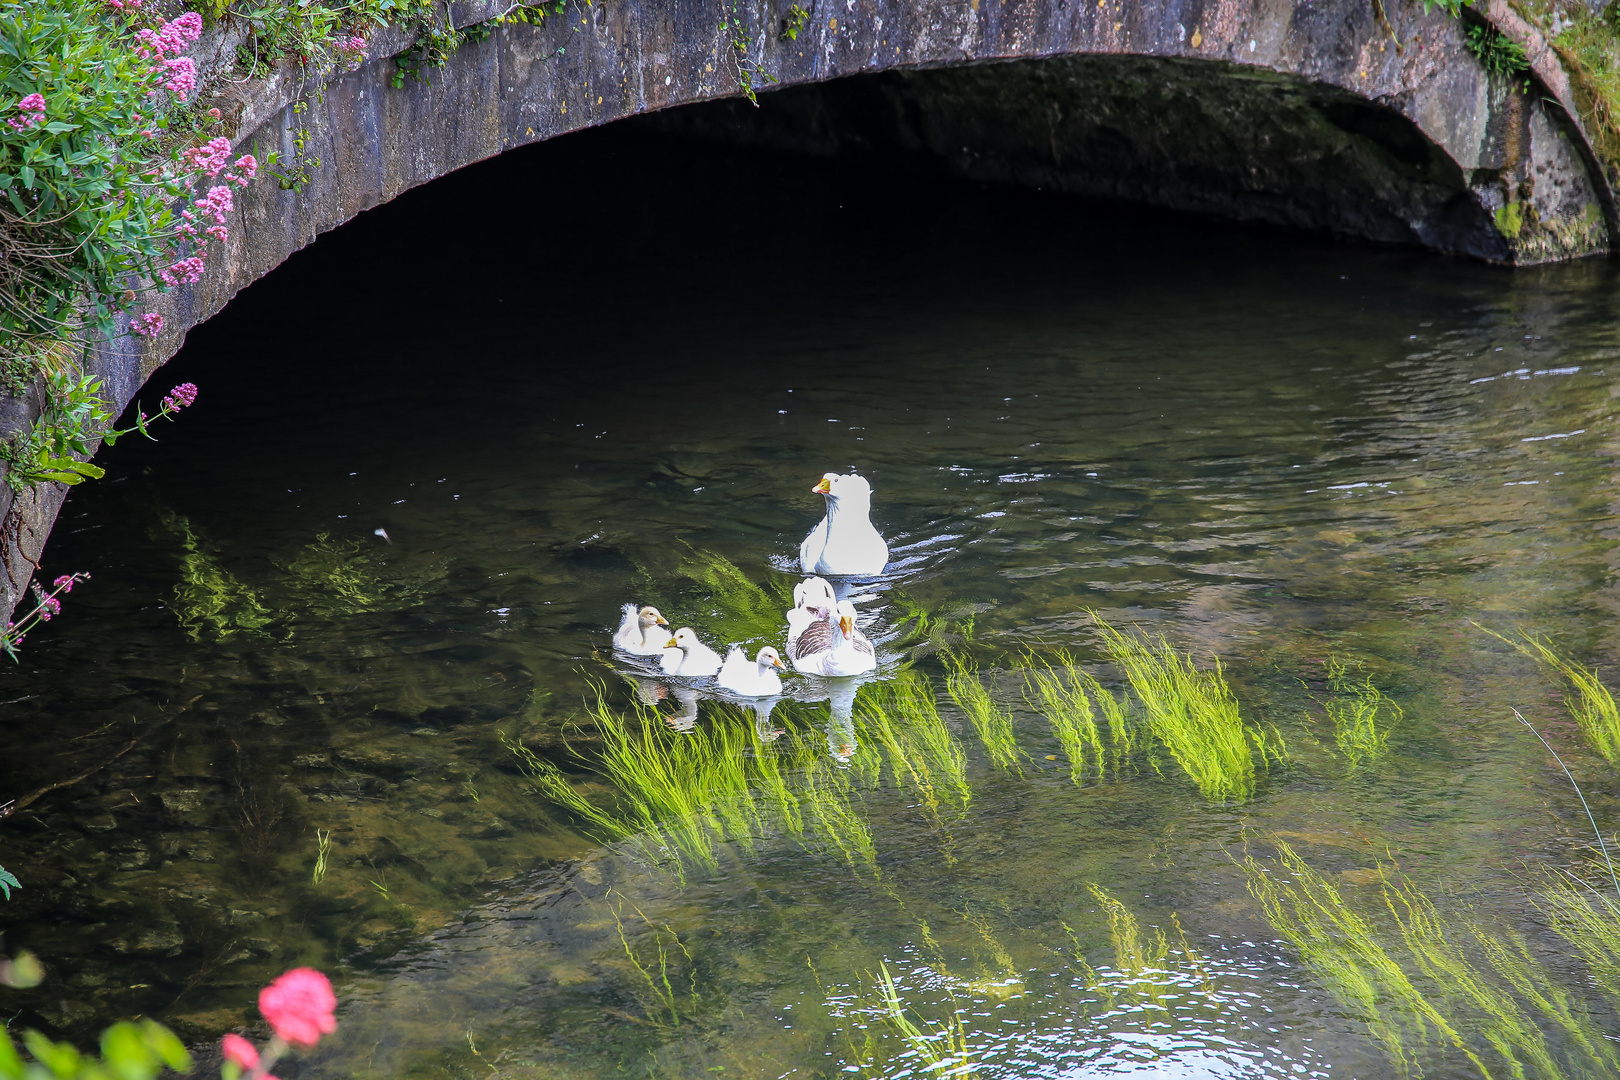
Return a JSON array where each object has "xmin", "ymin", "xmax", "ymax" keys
[
  {"xmin": 1069, "ymin": 885, "xmax": 1213, "ymax": 1013},
  {"xmin": 1538, "ymin": 882, "xmax": 1620, "ymax": 1007},
  {"xmin": 158, "ymin": 511, "xmax": 275, "ymax": 642},
  {"xmin": 607, "ymin": 893, "xmax": 698, "ymax": 1029},
  {"xmin": 872, "ymin": 961, "xmax": 978, "ymax": 1078},
  {"xmin": 509, "ymin": 695, "xmax": 882, "ymax": 882},
  {"xmin": 1023, "ymin": 653, "xmax": 1104, "ymax": 784},
  {"xmin": 892, "ymin": 592, "xmax": 981, "ymax": 661},
  {"xmin": 1324, "ymin": 657, "xmax": 1403, "ymax": 770},
  {"xmin": 279, "ymin": 531, "xmax": 445, "ymax": 617},
  {"xmin": 667, "ymin": 545, "xmax": 796, "ymax": 650},
  {"xmin": 1092, "ymin": 615, "xmax": 1282, "ymax": 800},
  {"xmin": 854, "ymin": 672, "xmax": 972, "ymax": 817},
  {"xmin": 1241, "ymin": 841, "xmax": 1620, "ymax": 1080},
  {"xmin": 944, "ymin": 654, "xmax": 1024, "ymax": 775},
  {"xmin": 1477, "ymin": 625, "xmax": 1620, "ymax": 765}
]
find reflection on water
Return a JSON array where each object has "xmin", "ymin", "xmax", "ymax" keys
[{"xmin": 1, "ymin": 120, "xmax": 1619, "ymax": 1077}]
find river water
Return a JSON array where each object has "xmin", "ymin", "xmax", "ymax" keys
[{"xmin": 1, "ymin": 122, "xmax": 1618, "ymax": 1079}]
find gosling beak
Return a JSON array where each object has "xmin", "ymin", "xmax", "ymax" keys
[
  {"xmin": 839, "ymin": 615, "xmax": 854, "ymax": 637},
  {"xmin": 656, "ymin": 615, "xmax": 669, "ymax": 625},
  {"xmin": 666, "ymin": 637, "xmax": 680, "ymax": 649},
  {"xmin": 772, "ymin": 657, "xmax": 786, "ymax": 669},
  {"xmin": 813, "ymin": 478, "xmax": 832, "ymax": 494}
]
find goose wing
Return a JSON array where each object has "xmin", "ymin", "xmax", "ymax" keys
[{"xmin": 791, "ymin": 619, "xmax": 833, "ymax": 661}]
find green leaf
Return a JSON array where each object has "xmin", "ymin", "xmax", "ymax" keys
[
  {"xmin": 17, "ymin": 164, "xmax": 33, "ymax": 189},
  {"xmin": 40, "ymin": 121, "xmax": 78, "ymax": 134},
  {"xmin": 0, "ymin": 865, "xmax": 16, "ymax": 899}
]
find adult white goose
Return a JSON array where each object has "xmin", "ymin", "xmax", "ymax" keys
[
  {"xmin": 717, "ymin": 646, "xmax": 786, "ymax": 697},
  {"xmin": 785, "ymin": 576, "xmax": 837, "ymax": 654},
  {"xmin": 800, "ymin": 472, "xmax": 889, "ymax": 576},
  {"xmin": 789, "ymin": 600, "xmax": 876, "ymax": 676},
  {"xmin": 660, "ymin": 626, "xmax": 724, "ymax": 677},
  {"xmin": 613, "ymin": 603, "xmax": 670, "ymax": 655}
]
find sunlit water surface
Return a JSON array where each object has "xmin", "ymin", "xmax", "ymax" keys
[{"xmin": 1, "ymin": 123, "xmax": 1618, "ymax": 1080}]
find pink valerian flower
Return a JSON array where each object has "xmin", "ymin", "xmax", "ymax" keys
[
  {"xmin": 6, "ymin": 93, "xmax": 45, "ymax": 132},
  {"xmin": 236, "ymin": 154, "xmax": 258, "ymax": 179},
  {"xmin": 162, "ymin": 383, "xmax": 199, "ymax": 412},
  {"xmin": 157, "ymin": 57, "xmax": 197, "ymax": 97},
  {"xmin": 221, "ymin": 1034, "xmax": 258, "ymax": 1070},
  {"xmin": 206, "ymin": 224, "xmax": 228, "ymax": 243},
  {"xmin": 136, "ymin": 12, "xmax": 202, "ymax": 58},
  {"xmin": 106, "ymin": 0, "xmax": 143, "ymax": 9},
  {"xmin": 183, "ymin": 137, "xmax": 232, "ymax": 177},
  {"xmin": 52, "ymin": 576, "xmax": 74, "ymax": 593},
  {"xmin": 196, "ymin": 184, "xmax": 233, "ymax": 224},
  {"xmin": 258, "ymin": 968, "xmax": 337, "ymax": 1049},
  {"xmin": 159, "ymin": 255, "xmax": 206, "ymax": 286},
  {"xmin": 131, "ymin": 313, "xmax": 165, "ymax": 337}
]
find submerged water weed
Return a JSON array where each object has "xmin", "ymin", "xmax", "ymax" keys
[
  {"xmin": 1476, "ymin": 625, "xmax": 1620, "ymax": 765},
  {"xmin": 607, "ymin": 893, "xmax": 698, "ymax": 1029},
  {"xmin": 943, "ymin": 653, "xmax": 1024, "ymax": 774},
  {"xmin": 310, "ymin": 829, "xmax": 331, "ymax": 885},
  {"xmin": 508, "ymin": 697, "xmax": 880, "ymax": 882},
  {"xmin": 1241, "ymin": 841, "xmax": 1620, "ymax": 1079},
  {"xmin": 158, "ymin": 511, "xmax": 275, "ymax": 642},
  {"xmin": 1323, "ymin": 657, "xmax": 1403, "ymax": 770},
  {"xmin": 891, "ymin": 593, "xmax": 982, "ymax": 661},
  {"xmin": 666, "ymin": 544, "xmax": 795, "ymax": 650},
  {"xmin": 1068, "ymin": 885, "xmax": 1212, "ymax": 1014},
  {"xmin": 872, "ymin": 961, "xmax": 978, "ymax": 1077},
  {"xmin": 1537, "ymin": 882, "xmax": 1620, "ymax": 1007},
  {"xmin": 854, "ymin": 673, "xmax": 972, "ymax": 818},
  {"xmin": 1092, "ymin": 615, "xmax": 1282, "ymax": 800},
  {"xmin": 1022, "ymin": 652, "xmax": 1134, "ymax": 784},
  {"xmin": 279, "ymin": 532, "xmax": 444, "ymax": 617}
]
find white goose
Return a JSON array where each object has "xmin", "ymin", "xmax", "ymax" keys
[
  {"xmin": 789, "ymin": 599, "xmax": 876, "ymax": 676},
  {"xmin": 717, "ymin": 646, "xmax": 786, "ymax": 697},
  {"xmin": 660, "ymin": 626, "xmax": 724, "ymax": 677},
  {"xmin": 786, "ymin": 576, "xmax": 837, "ymax": 654},
  {"xmin": 613, "ymin": 603, "xmax": 670, "ymax": 655},
  {"xmin": 800, "ymin": 472, "xmax": 889, "ymax": 576}
]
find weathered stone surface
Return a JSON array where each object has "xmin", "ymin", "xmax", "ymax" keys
[{"xmin": 0, "ymin": 0, "xmax": 1611, "ymax": 617}]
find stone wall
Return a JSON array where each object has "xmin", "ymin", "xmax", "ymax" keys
[{"xmin": 0, "ymin": 0, "xmax": 1610, "ymax": 615}]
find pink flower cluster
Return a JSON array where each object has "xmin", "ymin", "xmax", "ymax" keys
[
  {"xmin": 196, "ymin": 184, "xmax": 233, "ymax": 223},
  {"xmin": 222, "ymin": 968, "xmax": 338, "ymax": 1079},
  {"xmin": 106, "ymin": 0, "xmax": 143, "ymax": 9},
  {"xmin": 52, "ymin": 575, "xmax": 75, "ymax": 593},
  {"xmin": 6, "ymin": 93, "xmax": 45, "ymax": 132},
  {"xmin": 131, "ymin": 312, "xmax": 164, "ymax": 337},
  {"xmin": 337, "ymin": 34, "xmax": 368, "ymax": 54},
  {"xmin": 157, "ymin": 56, "xmax": 197, "ymax": 97},
  {"xmin": 159, "ymin": 256, "xmax": 205, "ymax": 286},
  {"xmin": 183, "ymin": 137, "xmax": 233, "ymax": 177},
  {"xmin": 135, "ymin": 12, "xmax": 202, "ymax": 59},
  {"xmin": 162, "ymin": 383, "xmax": 198, "ymax": 412}
]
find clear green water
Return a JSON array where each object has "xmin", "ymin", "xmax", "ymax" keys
[{"xmin": 2, "ymin": 125, "xmax": 1619, "ymax": 1079}]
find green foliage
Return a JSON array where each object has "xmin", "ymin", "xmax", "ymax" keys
[
  {"xmin": 664, "ymin": 544, "xmax": 795, "ymax": 651},
  {"xmin": 1477, "ymin": 625, "xmax": 1620, "ymax": 764},
  {"xmin": 508, "ymin": 696, "xmax": 881, "ymax": 883},
  {"xmin": 0, "ymin": 865, "xmax": 15, "ymax": 900},
  {"xmin": 944, "ymin": 653, "xmax": 1024, "ymax": 774},
  {"xmin": 1241, "ymin": 842, "xmax": 1620, "ymax": 1080},
  {"xmin": 1467, "ymin": 21, "xmax": 1531, "ymax": 79},
  {"xmin": 1091, "ymin": 614, "xmax": 1283, "ymax": 800},
  {"xmin": 1322, "ymin": 657, "xmax": 1402, "ymax": 770},
  {"xmin": 780, "ymin": 3, "xmax": 809, "ymax": 41},
  {"xmin": 1069, "ymin": 885, "xmax": 1213, "ymax": 1013},
  {"xmin": 854, "ymin": 672, "xmax": 972, "ymax": 820},
  {"xmin": 0, "ymin": 369, "xmax": 111, "ymax": 490},
  {"xmin": 0, "ymin": 1, "xmax": 194, "ymax": 381},
  {"xmin": 158, "ymin": 511, "xmax": 275, "ymax": 642},
  {"xmin": 722, "ymin": 1, "xmax": 778, "ymax": 105},
  {"xmin": 1421, "ymin": 0, "xmax": 1475, "ymax": 17},
  {"xmin": 1022, "ymin": 651, "xmax": 1134, "ymax": 784},
  {"xmin": 0, "ymin": 1019, "xmax": 191, "ymax": 1080}
]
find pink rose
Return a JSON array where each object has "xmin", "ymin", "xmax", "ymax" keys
[{"xmin": 258, "ymin": 968, "xmax": 337, "ymax": 1048}]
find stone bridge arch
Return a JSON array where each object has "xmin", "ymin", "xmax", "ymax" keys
[{"xmin": 0, "ymin": 0, "xmax": 1612, "ymax": 610}]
